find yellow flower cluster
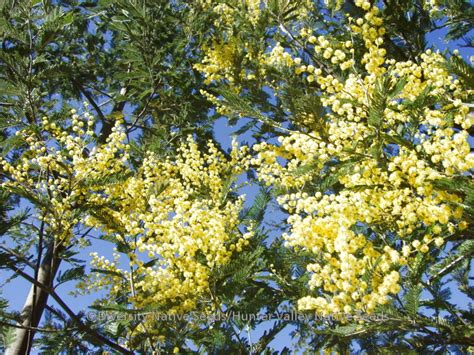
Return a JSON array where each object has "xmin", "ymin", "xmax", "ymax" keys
[
  {"xmin": 83, "ymin": 137, "xmax": 252, "ymax": 314},
  {"xmin": 192, "ymin": 0, "xmax": 266, "ymax": 85},
  {"xmin": 193, "ymin": 0, "xmax": 312, "ymax": 87},
  {"xmin": 251, "ymin": 133, "xmax": 329, "ymax": 188},
  {"xmin": 196, "ymin": 0, "xmax": 262, "ymax": 26},
  {"xmin": 194, "ymin": 39, "xmax": 241, "ymax": 85},
  {"xmin": 265, "ymin": 42, "xmax": 295, "ymax": 68},
  {"xmin": 196, "ymin": 0, "xmax": 311, "ymax": 25},
  {"xmin": 307, "ymin": 36, "xmax": 354, "ymax": 73},
  {"xmin": 424, "ymin": 0, "xmax": 442, "ymax": 15},
  {"xmin": 249, "ymin": 2, "xmax": 473, "ymax": 315},
  {"xmin": 2, "ymin": 107, "xmax": 253, "ymax": 345},
  {"xmin": 193, "ymin": 37, "xmax": 269, "ymax": 86},
  {"xmin": 0, "ymin": 109, "xmax": 128, "ymax": 243}
]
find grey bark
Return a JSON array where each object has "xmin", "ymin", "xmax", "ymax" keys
[{"xmin": 6, "ymin": 244, "xmax": 60, "ymax": 355}]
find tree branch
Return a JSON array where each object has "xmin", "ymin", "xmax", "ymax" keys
[{"xmin": 8, "ymin": 265, "xmax": 133, "ymax": 354}]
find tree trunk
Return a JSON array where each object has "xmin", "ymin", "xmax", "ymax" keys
[{"xmin": 6, "ymin": 244, "xmax": 60, "ymax": 355}]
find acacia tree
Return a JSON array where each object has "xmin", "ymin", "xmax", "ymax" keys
[
  {"xmin": 189, "ymin": 0, "xmax": 474, "ymax": 352},
  {"xmin": 1, "ymin": 0, "xmax": 473, "ymax": 354},
  {"xmin": 0, "ymin": 0, "xmax": 213, "ymax": 353}
]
